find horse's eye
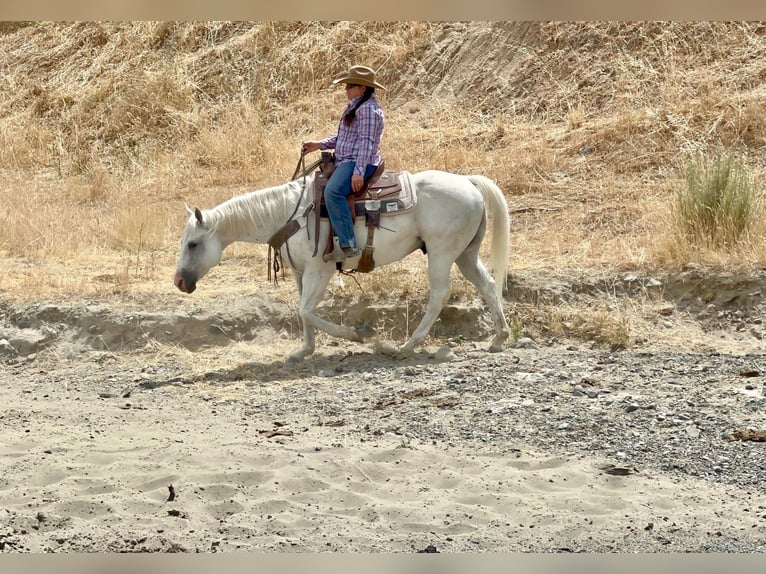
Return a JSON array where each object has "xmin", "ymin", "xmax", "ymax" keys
[{"xmin": 188, "ymin": 241, "xmax": 198, "ymax": 249}]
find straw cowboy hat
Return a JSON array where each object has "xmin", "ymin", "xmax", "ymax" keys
[{"xmin": 332, "ymin": 65, "xmax": 386, "ymax": 90}]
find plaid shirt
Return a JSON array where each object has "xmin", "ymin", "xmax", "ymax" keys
[{"xmin": 319, "ymin": 95, "xmax": 384, "ymax": 176}]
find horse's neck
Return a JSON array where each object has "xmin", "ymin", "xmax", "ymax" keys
[{"xmin": 210, "ymin": 178, "xmax": 310, "ymax": 245}]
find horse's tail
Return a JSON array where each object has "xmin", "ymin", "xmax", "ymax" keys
[{"xmin": 467, "ymin": 175, "xmax": 510, "ymax": 297}]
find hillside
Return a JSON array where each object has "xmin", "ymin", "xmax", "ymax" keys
[{"xmin": 3, "ymin": 22, "xmax": 766, "ymax": 179}]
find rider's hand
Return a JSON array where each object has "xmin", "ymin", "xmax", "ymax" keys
[
  {"xmin": 351, "ymin": 174, "xmax": 364, "ymax": 193},
  {"xmin": 302, "ymin": 141, "xmax": 321, "ymax": 154}
]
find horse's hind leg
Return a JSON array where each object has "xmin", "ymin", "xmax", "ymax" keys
[
  {"xmin": 399, "ymin": 254, "xmax": 454, "ymax": 354},
  {"xmin": 455, "ymin": 249, "xmax": 510, "ymax": 352}
]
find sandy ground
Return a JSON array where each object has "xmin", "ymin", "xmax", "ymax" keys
[{"xmin": 1, "ymin": 268, "xmax": 766, "ymax": 553}]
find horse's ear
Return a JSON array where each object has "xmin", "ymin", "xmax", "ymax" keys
[
  {"xmin": 194, "ymin": 207, "xmax": 205, "ymax": 226},
  {"xmin": 185, "ymin": 203, "xmax": 195, "ymax": 218}
]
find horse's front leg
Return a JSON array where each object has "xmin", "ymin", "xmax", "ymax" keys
[
  {"xmin": 287, "ymin": 269, "xmax": 316, "ymax": 362},
  {"xmin": 288, "ymin": 266, "xmax": 370, "ymax": 361}
]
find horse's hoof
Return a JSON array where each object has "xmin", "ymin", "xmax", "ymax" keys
[
  {"xmin": 396, "ymin": 346, "xmax": 415, "ymax": 359},
  {"xmin": 287, "ymin": 351, "xmax": 308, "ymax": 363},
  {"xmin": 354, "ymin": 321, "xmax": 376, "ymax": 342},
  {"xmin": 489, "ymin": 336, "xmax": 507, "ymax": 353}
]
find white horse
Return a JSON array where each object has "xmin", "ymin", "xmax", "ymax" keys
[{"xmin": 174, "ymin": 169, "xmax": 511, "ymax": 361}]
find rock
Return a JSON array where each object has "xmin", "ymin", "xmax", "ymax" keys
[
  {"xmin": 0, "ymin": 339, "xmax": 17, "ymax": 356},
  {"xmin": 514, "ymin": 337, "xmax": 538, "ymax": 349},
  {"xmin": 434, "ymin": 346, "xmax": 457, "ymax": 362},
  {"xmin": 8, "ymin": 329, "xmax": 52, "ymax": 355},
  {"xmin": 373, "ymin": 340, "xmax": 399, "ymax": 356}
]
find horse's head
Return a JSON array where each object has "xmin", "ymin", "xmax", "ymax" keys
[{"xmin": 174, "ymin": 205, "xmax": 224, "ymax": 294}]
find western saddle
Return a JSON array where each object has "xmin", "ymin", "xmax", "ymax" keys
[
  {"xmin": 266, "ymin": 153, "xmax": 414, "ymax": 283},
  {"xmin": 309, "ymin": 154, "xmax": 414, "ymax": 273}
]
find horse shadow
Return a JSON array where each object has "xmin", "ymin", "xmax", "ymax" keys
[{"xmin": 193, "ymin": 347, "xmax": 463, "ymax": 385}]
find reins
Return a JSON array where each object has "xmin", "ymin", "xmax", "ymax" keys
[
  {"xmin": 267, "ymin": 147, "xmax": 324, "ymax": 284},
  {"xmin": 291, "ymin": 147, "xmax": 325, "ymax": 184}
]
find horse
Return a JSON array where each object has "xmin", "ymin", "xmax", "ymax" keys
[{"xmin": 174, "ymin": 169, "xmax": 511, "ymax": 362}]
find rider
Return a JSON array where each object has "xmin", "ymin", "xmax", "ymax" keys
[{"xmin": 302, "ymin": 64, "xmax": 385, "ymax": 262}]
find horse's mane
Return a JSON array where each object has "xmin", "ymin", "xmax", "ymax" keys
[{"xmin": 204, "ymin": 176, "xmax": 311, "ymax": 237}]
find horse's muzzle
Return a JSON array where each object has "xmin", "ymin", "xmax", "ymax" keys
[{"xmin": 173, "ymin": 270, "xmax": 197, "ymax": 293}]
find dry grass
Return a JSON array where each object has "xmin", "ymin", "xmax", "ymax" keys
[{"xmin": 1, "ymin": 22, "xmax": 766, "ymax": 349}]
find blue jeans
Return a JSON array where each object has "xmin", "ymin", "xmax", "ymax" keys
[{"xmin": 324, "ymin": 161, "xmax": 377, "ymax": 249}]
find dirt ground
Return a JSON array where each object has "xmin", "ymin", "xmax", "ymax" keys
[{"xmin": 1, "ymin": 267, "xmax": 765, "ymax": 553}]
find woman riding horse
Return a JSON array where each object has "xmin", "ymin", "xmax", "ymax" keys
[{"xmin": 302, "ymin": 64, "xmax": 386, "ymax": 262}]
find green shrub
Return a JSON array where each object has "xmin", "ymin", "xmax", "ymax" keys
[{"xmin": 675, "ymin": 151, "xmax": 761, "ymax": 248}]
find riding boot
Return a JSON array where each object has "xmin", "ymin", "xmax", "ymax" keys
[{"xmin": 323, "ymin": 237, "xmax": 346, "ymax": 262}]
